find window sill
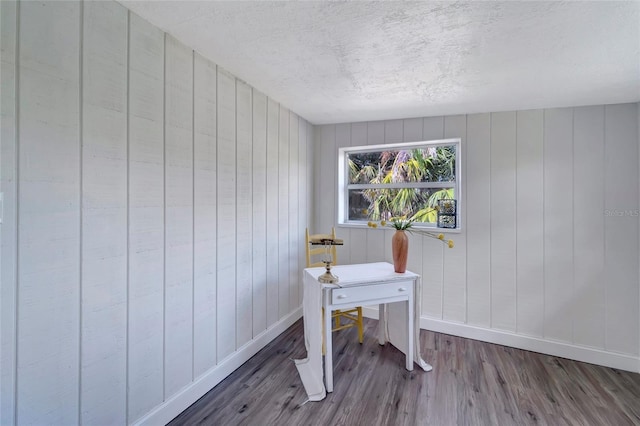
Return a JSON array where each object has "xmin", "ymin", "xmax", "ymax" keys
[{"xmin": 337, "ymin": 222, "xmax": 462, "ymax": 234}]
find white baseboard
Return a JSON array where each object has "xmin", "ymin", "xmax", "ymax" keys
[
  {"xmin": 133, "ymin": 307, "xmax": 303, "ymax": 426},
  {"xmin": 363, "ymin": 306, "xmax": 380, "ymax": 320},
  {"xmin": 362, "ymin": 306, "xmax": 639, "ymax": 373}
]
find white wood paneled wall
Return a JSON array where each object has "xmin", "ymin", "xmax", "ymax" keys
[
  {"xmin": 18, "ymin": 2, "xmax": 82, "ymax": 425},
  {"xmin": 1, "ymin": 0, "xmax": 18, "ymax": 423},
  {"xmin": 0, "ymin": 2, "xmax": 313, "ymax": 424},
  {"xmin": 266, "ymin": 99, "xmax": 280, "ymax": 327},
  {"xmin": 128, "ymin": 11, "xmax": 165, "ymax": 422},
  {"xmin": 216, "ymin": 68, "xmax": 236, "ymax": 362},
  {"xmin": 82, "ymin": 2, "xmax": 128, "ymax": 423},
  {"xmin": 314, "ymin": 104, "xmax": 640, "ymax": 372}
]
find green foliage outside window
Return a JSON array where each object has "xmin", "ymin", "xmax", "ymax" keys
[{"xmin": 347, "ymin": 146, "xmax": 456, "ymax": 223}]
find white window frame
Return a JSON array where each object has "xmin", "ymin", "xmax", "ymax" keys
[{"xmin": 337, "ymin": 138, "xmax": 462, "ymax": 231}]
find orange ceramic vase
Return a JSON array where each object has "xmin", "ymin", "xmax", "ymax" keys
[{"xmin": 392, "ymin": 230, "xmax": 409, "ymax": 273}]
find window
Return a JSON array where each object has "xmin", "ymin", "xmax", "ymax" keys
[{"xmin": 338, "ymin": 138, "xmax": 461, "ymax": 229}]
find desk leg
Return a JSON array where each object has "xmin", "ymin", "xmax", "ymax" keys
[
  {"xmin": 324, "ymin": 297, "xmax": 334, "ymax": 393},
  {"xmin": 378, "ymin": 304, "xmax": 385, "ymax": 345},
  {"xmin": 407, "ymin": 297, "xmax": 414, "ymax": 371}
]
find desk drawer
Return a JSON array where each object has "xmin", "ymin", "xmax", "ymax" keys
[{"xmin": 331, "ymin": 280, "xmax": 413, "ymax": 305}]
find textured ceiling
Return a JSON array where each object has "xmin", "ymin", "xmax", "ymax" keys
[{"xmin": 119, "ymin": 1, "xmax": 640, "ymax": 124}]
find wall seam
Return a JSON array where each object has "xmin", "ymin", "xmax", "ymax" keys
[
  {"xmin": 276, "ymin": 102, "xmax": 280, "ymax": 319},
  {"xmin": 514, "ymin": 112, "xmax": 518, "ymax": 334},
  {"xmin": 250, "ymin": 88, "xmax": 255, "ymax": 337},
  {"xmin": 13, "ymin": 0, "xmax": 21, "ymax": 422},
  {"xmin": 441, "ymin": 118, "xmax": 445, "ymax": 320},
  {"xmin": 264, "ymin": 96, "xmax": 268, "ymax": 330},
  {"xmin": 265, "ymin": 96, "xmax": 269, "ymax": 328},
  {"xmin": 464, "ymin": 114, "xmax": 468, "ymax": 325},
  {"xmin": 419, "ymin": 120, "xmax": 424, "ymax": 286},
  {"xmin": 191, "ymin": 50, "xmax": 195, "ymax": 382},
  {"xmin": 252, "ymin": 90, "xmax": 255, "ymax": 334},
  {"xmin": 287, "ymin": 109, "xmax": 290, "ymax": 314},
  {"xmin": 287, "ymin": 112, "xmax": 291, "ymax": 307},
  {"xmin": 124, "ymin": 9, "xmax": 131, "ymax": 424},
  {"xmin": 162, "ymin": 32, "xmax": 167, "ymax": 400},
  {"xmin": 78, "ymin": 1, "xmax": 84, "ymax": 422},
  {"xmin": 234, "ymin": 77, "xmax": 238, "ymax": 349},
  {"xmin": 571, "ymin": 107, "xmax": 576, "ymax": 344},
  {"xmin": 214, "ymin": 64, "xmax": 219, "ymax": 365},
  {"xmin": 438, "ymin": 120, "xmax": 445, "ymax": 320},
  {"xmin": 336, "ymin": 124, "xmax": 340, "ymax": 240},
  {"xmin": 601, "ymin": 105, "xmax": 607, "ymax": 350},
  {"xmin": 542, "ymin": 109, "xmax": 546, "ymax": 339},
  {"xmin": 603, "ymin": 106, "xmax": 608, "ymax": 351},
  {"xmin": 489, "ymin": 113, "xmax": 493, "ymax": 329}
]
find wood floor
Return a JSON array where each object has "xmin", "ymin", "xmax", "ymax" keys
[{"xmin": 169, "ymin": 318, "xmax": 640, "ymax": 426}]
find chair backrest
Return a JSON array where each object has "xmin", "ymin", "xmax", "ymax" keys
[{"xmin": 305, "ymin": 227, "xmax": 338, "ymax": 268}]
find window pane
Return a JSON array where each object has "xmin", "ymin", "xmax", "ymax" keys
[
  {"xmin": 347, "ymin": 145, "xmax": 456, "ymax": 185},
  {"xmin": 348, "ymin": 187, "xmax": 455, "ymax": 224}
]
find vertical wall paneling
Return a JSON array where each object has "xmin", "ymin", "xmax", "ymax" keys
[
  {"xmin": 127, "ymin": 13, "xmax": 165, "ymax": 421},
  {"xmin": 384, "ymin": 119, "xmax": 404, "ymax": 143},
  {"xmin": 298, "ymin": 119, "xmax": 309, "ymax": 304},
  {"xmin": 365, "ymin": 121, "xmax": 385, "ymax": 263},
  {"xmin": 316, "ymin": 125, "xmax": 335, "ymax": 236},
  {"xmin": 18, "ymin": 2, "xmax": 81, "ymax": 423},
  {"xmin": 335, "ymin": 123, "xmax": 351, "ymax": 263},
  {"xmin": 312, "ymin": 126, "xmax": 320, "ymax": 233},
  {"xmin": 465, "ymin": 113, "xmax": 492, "ymax": 327},
  {"xmin": 515, "ymin": 110, "xmax": 544, "ymax": 337},
  {"xmin": 236, "ymin": 80, "xmax": 253, "ymax": 347},
  {"xmin": 0, "ymin": 1, "xmax": 17, "ymax": 424},
  {"xmin": 421, "ymin": 117, "xmax": 445, "ymax": 318},
  {"xmin": 307, "ymin": 122, "xmax": 315, "ymax": 261},
  {"xmin": 383, "ymin": 121, "xmax": 403, "ymax": 265},
  {"xmin": 265, "ymin": 98, "xmax": 279, "ymax": 327},
  {"xmin": 490, "ymin": 112, "xmax": 517, "ymax": 332},
  {"xmin": 382, "ymin": 120, "xmax": 404, "ymax": 262},
  {"xmin": 288, "ymin": 113, "xmax": 300, "ymax": 306},
  {"xmin": 278, "ymin": 106, "xmax": 290, "ymax": 319},
  {"xmin": 252, "ymin": 90, "xmax": 267, "ymax": 335},
  {"xmin": 543, "ymin": 108, "xmax": 574, "ymax": 342},
  {"xmin": 422, "ymin": 116, "xmax": 445, "ymax": 139},
  {"xmin": 6, "ymin": 4, "xmax": 318, "ymax": 423},
  {"xmin": 402, "ymin": 118, "xmax": 424, "ymax": 279},
  {"xmin": 315, "ymin": 105, "xmax": 640, "ymax": 372},
  {"xmin": 402, "ymin": 117, "xmax": 423, "ymax": 142},
  {"xmin": 604, "ymin": 104, "xmax": 639, "ymax": 355},
  {"xmin": 365, "ymin": 121, "xmax": 383, "ymax": 150},
  {"xmin": 216, "ymin": 69, "xmax": 236, "ymax": 360},
  {"xmin": 193, "ymin": 53, "xmax": 217, "ymax": 376},
  {"xmin": 443, "ymin": 115, "xmax": 467, "ymax": 323},
  {"xmin": 164, "ymin": 35, "xmax": 194, "ymax": 396},
  {"xmin": 349, "ymin": 123, "xmax": 368, "ymax": 265},
  {"xmin": 81, "ymin": 2, "xmax": 128, "ymax": 423},
  {"xmin": 572, "ymin": 106, "xmax": 605, "ymax": 348}
]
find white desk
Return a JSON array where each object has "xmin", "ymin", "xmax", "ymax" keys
[{"xmin": 295, "ymin": 262, "xmax": 431, "ymax": 401}]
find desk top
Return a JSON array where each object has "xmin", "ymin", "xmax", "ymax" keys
[{"xmin": 304, "ymin": 262, "xmax": 419, "ymax": 287}]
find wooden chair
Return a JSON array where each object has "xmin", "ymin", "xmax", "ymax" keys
[{"xmin": 305, "ymin": 228, "xmax": 364, "ymax": 346}]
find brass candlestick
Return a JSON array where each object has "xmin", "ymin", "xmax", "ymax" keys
[{"xmin": 313, "ymin": 237, "xmax": 343, "ymax": 284}]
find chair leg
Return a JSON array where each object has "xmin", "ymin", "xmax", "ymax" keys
[{"xmin": 357, "ymin": 307, "xmax": 364, "ymax": 344}]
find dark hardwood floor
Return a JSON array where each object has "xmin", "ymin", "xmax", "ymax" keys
[{"xmin": 169, "ymin": 318, "xmax": 640, "ymax": 425}]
